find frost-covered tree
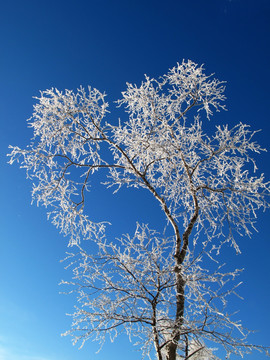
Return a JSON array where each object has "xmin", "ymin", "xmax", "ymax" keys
[{"xmin": 8, "ymin": 60, "xmax": 270, "ymax": 360}]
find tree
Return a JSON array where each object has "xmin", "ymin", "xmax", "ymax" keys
[{"xmin": 8, "ymin": 60, "xmax": 270, "ymax": 359}]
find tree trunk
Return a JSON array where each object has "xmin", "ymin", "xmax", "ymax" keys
[{"xmin": 166, "ymin": 270, "xmax": 185, "ymax": 360}]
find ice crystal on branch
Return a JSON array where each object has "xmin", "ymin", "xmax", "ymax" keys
[{"xmin": 8, "ymin": 60, "xmax": 270, "ymax": 359}]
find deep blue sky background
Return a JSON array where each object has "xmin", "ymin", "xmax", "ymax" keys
[{"xmin": 1, "ymin": 1, "xmax": 270, "ymax": 359}]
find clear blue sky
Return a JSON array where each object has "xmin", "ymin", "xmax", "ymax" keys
[{"xmin": 1, "ymin": 0, "xmax": 270, "ymax": 359}]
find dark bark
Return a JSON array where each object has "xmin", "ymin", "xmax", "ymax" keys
[
  {"xmin": 165, "ymin": 270, "xmax": 185, "ymax": 360},
  {"xmin": 166, "ymin": 193, "xmax": 199, "ymax": 360}
]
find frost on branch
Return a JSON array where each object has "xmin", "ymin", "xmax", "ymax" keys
[
  {"xmin": 8, "ymin": 60, "xmax": 270, "ymax": 359},
  {"xmin": 8, "ymin": 61, "xmax": 269, "ymax": 247},
  {"xmin": 8, "ymin": 86, "xmax": 110, "ymax": 244},
  {"xmin": 62, "ymin": 224, "xmax": 261, "ymax": 359}
]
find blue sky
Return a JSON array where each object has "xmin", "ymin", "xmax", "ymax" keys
[{"xmin": 0, "ymin": 0, "xmax": 270, "ymax": 359}]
